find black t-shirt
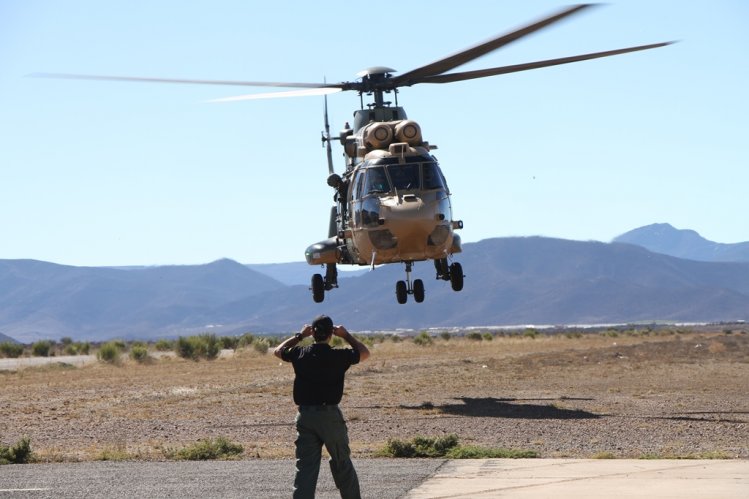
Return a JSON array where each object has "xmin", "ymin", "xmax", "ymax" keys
[{"xmin": 281, "ymin": 343, "xmax": 360, "ymax": 406}]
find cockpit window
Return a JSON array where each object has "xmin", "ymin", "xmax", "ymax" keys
[
  {"xmin": 422, "ymin": 162, "xmax": 447, "ymax": 190},
  {"xmin": 363, "ymin": 166, "xmax": 390, "ymax": 194},
  {"xmin": 388, "ymin": 163, "xmax": 419, "ymax": 190}
]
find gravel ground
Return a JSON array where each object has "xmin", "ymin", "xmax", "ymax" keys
[{"xmin": 1, "ymin": 330, "xmax": 747, "ymax": 462}]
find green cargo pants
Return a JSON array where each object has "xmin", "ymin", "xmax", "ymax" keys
[{"xmin": 293, "ymin": 405, "xmax": 361, "ymax": 499}]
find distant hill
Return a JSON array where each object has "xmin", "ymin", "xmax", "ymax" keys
[
  {"xmin": 0, "ymin": 332, "xmax": 18, "ymax": 343},
  {"xmin": 0, "ymin": 258, "xmax": 285, "ymax": 342},
  {"xmin": 614, "ymin": 223, "xmax": 749, "ymax": 262},
  {"xmin": 2, "ymin": 237, "xmax": 748, "ymax": 342}
]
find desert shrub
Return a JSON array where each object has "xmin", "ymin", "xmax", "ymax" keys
[
  {"xmin": 0, "ymin": 437, "xmax": 32, "ymax": 464},
  {"xmin": 439, "ymin": 331, "xmax": 451, "ymax": 341},
  {"xmin": 253, "ymin": 338, "xmax": 271, "ymax": 354},
  {"xmin": 466, "ymin": 332, "xmax": 483, "ymax": 341},
  {"xmin": 330, "ymin": 336, "xmax": 344, "ymax": 347},
  {"xmin": 129, "ymin": 343, "xmax": 149, "ymax": 363},
  {"xmin": 237, "ymin": 333, "xmax": 255, "ymax": 348},
  {"xmin": 0, "ymin": 342, "xmax": 24, "ymax": 358},
  {"xmin": 154, "ymin": 339, "xmax": 173, "ymax": 351},
  {"xmin": 446, "ymin": 446, "xmax": 538, "ymax": 459},
  {"xmin": 219, "ymin": 336, "xmax": 239, "ymax": 350},
  {"xmin": 175, "ymin": 334, "xmax": 220, "ymax": 360},
  {"xmin": 60, "ymin": 337, "xmax": 73, "ymax": 346},
  {"xmin": 31, "ymin": 340, "xmax": 54, "ymax": 357},
  {"xmin": 97, "ymin": 341, "xmax": 122, "ymax": 363},
  {"xmin": 63, "ymin": 343, "xmax": 79, "ymax": 355},
  {"xmin": 379, "ymin": 435, "xmax": 537, "ymax": 459},
  {"xmin": 176, "ymin": 337, "xmax": 194, "ymax": 359},
  {"xmin": 171, "ymin": 437, "xmax": 243, "ymax": 460},
  {"xmin": 413, "ymin": 331, "xmax": 433, "ymax": 346},
  {"xmin": 523, "ymin": 328, "xmax": 539, "ymax": 339},
  {"xmin": 381, "ymin": 434, "xmax": 459, "ymax": 458},
  {"xmin": 482, "ymin": 332, "xmax": 494, "ymax": 341}
]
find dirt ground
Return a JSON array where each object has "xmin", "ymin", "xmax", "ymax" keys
[{"xmin": 1, "ymin": 328, "xmax": 748, "ymax": 461}]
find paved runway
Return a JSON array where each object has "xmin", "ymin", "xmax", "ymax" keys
[{"xmin": 1, "ymin": 459, "xmax": 747, "ymax": 498}]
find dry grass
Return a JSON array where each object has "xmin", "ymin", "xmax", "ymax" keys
[{"xmin": 1, "ymin": 330, "xmax": 748, "ymax": 461}]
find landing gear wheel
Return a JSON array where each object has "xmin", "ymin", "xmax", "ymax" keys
[
  {"xmin": 449, "ymin": 262, "xmax": 464, "ymax": 291},
  {"xmin": 311, "ymin": 273, "xmax": 325, "ymax": 303},
  {"xmin": 395, "ymin": 280, "xmax": 408, "ymax": 304},
  {"xmin": 413, "ymin": 279, "xmax": 425, "ymax": 303}
]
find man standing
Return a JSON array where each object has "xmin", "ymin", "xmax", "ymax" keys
[{"xmin": 274, "ymin": 315, "xmax": 370, "ymax": 499}]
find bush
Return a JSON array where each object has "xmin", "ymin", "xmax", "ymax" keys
[
  {"xmin": 482, "ymin": 332, "xmax": 494, "ymax": 341},
  {"xmin": 154, "ymin": 339, "xmax": 173, "ymax": 351},
  {"xmin": 381, "ymin": 434, "xmax": 459, "ymax": 458},
  {"xmin": 439, "ymin": 332, "xmax": 451, "ymax": 341},
  {"xmin": 176, "ymin": 334, "xmax": 220, "ymax": 360},
  {"xmin": 523, "ymin": 328, "xmax": 538, "ymax": 339},
  {"xmin": 379, "ymin": 435, "xmax": 538, "ymax": 459},
  {"xmin": 0, "ymin": 437, "xmax": 32, "ymax": 464},
  {"xmin": 129, "ymin": 343, "xmax": 149, "ymax": 363},
  {"xmin": 97, "ymin": 341, "xmax": 122, "ymax": 364},
  {"xmin": 466, "ymin": 332, "xmax": 483, "ymax": 341},
  {"xmin": 413, "ymin": 331, "xmax": 433, "ymax": 346},
  {"xmin": 446, "ymin": 446, "xmax": 538, "ymax": 459},
  {"xmin": 237, "ymin": 333, "xmax": 255, "ymax": 348},
  {"xmin": 0, "ymin": 342, "xmax": 24, "ymax": 358},
  {"xmin": 171, "ymin": 437, "xmax": 243, "ymax": 461},
  {"xmin": 253, "ymin": 338, "xmax": 271, "ymax": 354},
  {"xmin": 31, "ymin": 340, "xmax": 54, "ymax": 357},
  {"xmin": 77, "ymin": 342, "xmax": 91, "ymax": 355},
  {"xmin": 219, "ymin": 336, "xmax": 239, "ymax": 350}
]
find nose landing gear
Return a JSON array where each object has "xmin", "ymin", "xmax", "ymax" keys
[{"xmin": 396, "ymin": 261, "xmax": 425, "ymax": 304}]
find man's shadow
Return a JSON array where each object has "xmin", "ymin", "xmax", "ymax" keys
[{"xmin": 402, "ymin": 397, "xmax": 600, "ymax": 420}]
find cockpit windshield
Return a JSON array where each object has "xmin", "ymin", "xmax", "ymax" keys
[
  {"xmin": 363, "ymin": 166, "xmax": 390, "ymax": 194},
  {"xmin": 422, "ymin": 162, "xmax": 447, "ymax": 190},
  {"xmin": 356, "ymin": 159, "xmax": 448, "ymax": 199},
  {"xmin": 388, "ymin": 163, "xmax": 419, "ymax": 190}
]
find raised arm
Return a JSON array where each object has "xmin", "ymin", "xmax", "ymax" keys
[
  {"xmin": 334, "ymin": 325, "xmax": 370, "ymax": 362},
  {"xmin": 273, "ymin": 324, "xmax": 313, "ymax": 359}
]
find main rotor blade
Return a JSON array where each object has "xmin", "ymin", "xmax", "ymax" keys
[
  {"xmin": 393, "ymin": 4, "xmax": 594, "ymax": 86},
  {"xmin": 416, "ymin": 42, "xmax": 674, "ymax": 85},
  {"xmin": 207, "ymin": 87, "xmax": 342, "ymax": 102},
  {"xmin": 324, "ymin": 95, "xmax": 334, "ymax": 175},
  {"xmin": 30, "ymin": 72, "xmax": 341, "ymax": 89}
]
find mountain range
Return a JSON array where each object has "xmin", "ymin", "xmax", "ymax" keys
[
  {"xmin": 614, "ymin": 223, "xmax": 749, "ymax": 262},
  {"xmin": 1, "ymin": 225, "xmax": 747, "ymax": 343}
]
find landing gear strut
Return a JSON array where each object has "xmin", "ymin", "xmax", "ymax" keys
[
  {"xmin": 311, "ymin": 263, "xmax": 338, "ymax": 303},
  {"xmin": 395, "ymin": 261, "xmax": 425, "ymax": 304},
  {"xmin": 435, "ymin": 258, "xmax": 464, "ymax": 292}
]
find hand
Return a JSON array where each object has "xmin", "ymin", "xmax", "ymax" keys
[
  {"xmin": 300, "ymin": 325, "xmax": 314, "ymax": 337},
  {"xmin": 333, "ymin": 325, "xmax": 348, "ymax": 338}
]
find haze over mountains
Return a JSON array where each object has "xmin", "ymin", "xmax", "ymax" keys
[{"xmin": 1, "ymin": 224, "xmax": 747, "ymax": 343}]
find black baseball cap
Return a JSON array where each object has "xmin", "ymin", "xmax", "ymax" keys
[{"xmin": 312, "ymin": 315, "xmax": 334, "ymax": 340}]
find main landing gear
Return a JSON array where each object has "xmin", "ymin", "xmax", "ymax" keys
[
  {"xmin": 434, "ymin": 258, "xmax": 464, "ymax": 292},
  {"xmin": 311, "ymin": 263, "xmax": 338, "ymax": 303}
]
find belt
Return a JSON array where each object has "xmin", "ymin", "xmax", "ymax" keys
[{"xmin": 298, "ymin": 404, "xmax": 339, "ymax": 411}]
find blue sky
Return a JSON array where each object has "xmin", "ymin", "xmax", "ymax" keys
[{"xmin": 1, "ymin": 1, "xmax": 747, "ymax": 266}]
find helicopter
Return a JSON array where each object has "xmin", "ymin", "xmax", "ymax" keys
[{"xmin": 35, "ymin": 4, "xmax": 671, "ymax": 304}]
